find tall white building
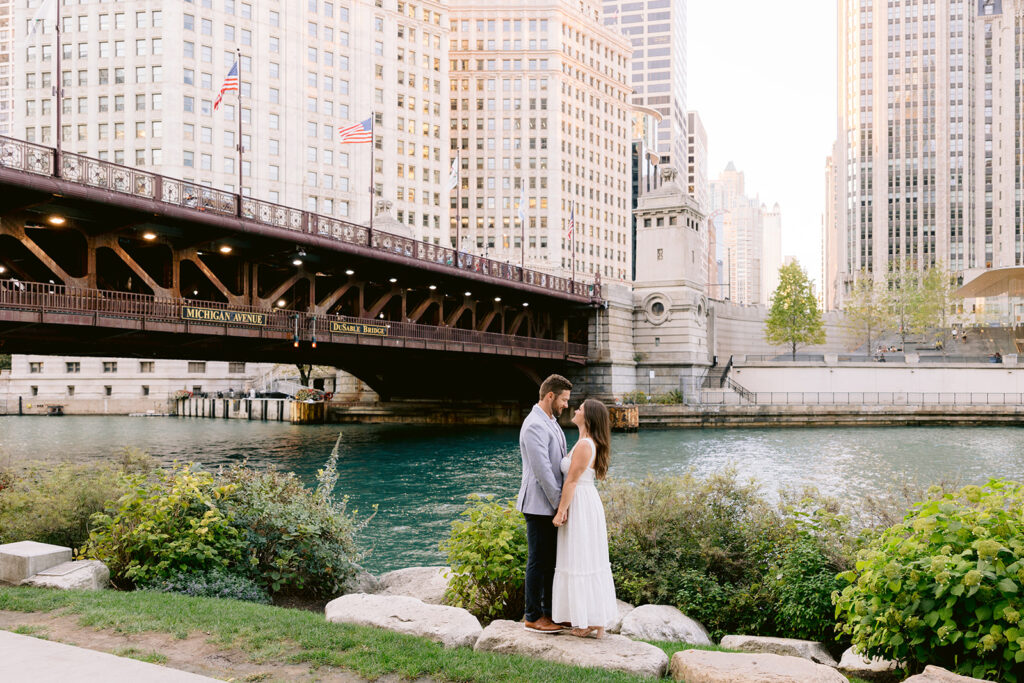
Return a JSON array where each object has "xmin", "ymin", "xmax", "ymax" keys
[
  {"xmin": 602, "ymin": 0, "xmax": 686, "ymax": 165},
  {"xmin": 760, "ymin": 202, "xmax": 782, "ymax": 305},
  {"xmin": 448, "ymin": 0, "xmax": 633, "ymax": 282},
  {"xmin": 13, "ymin": 0, "xmax": 451, "ymax": 244},
  {"xmin": 0, "ymin": 0, "xmax": 13, "ymax": 136},
  {"xmin": 830, "ymin": 0, "xmax": 1024, "ymax": 300},
  {"xmin": 685, "ymin": 110, "xmax": 708, "ymax": 214}
]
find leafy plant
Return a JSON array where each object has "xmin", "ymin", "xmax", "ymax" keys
[
  {"xmin": 653, "ymin": 390, "xmax": 684, "ymax": 405},
  {"xmin": 217, "ymin": 435, "xmax": 372, "ymax": 598},
  {"xmin": 834, "ymin": 479, "xmax": 1024, "ymax": 680},
  {"xmin": 294, "ymin": 388, "xmax": 322, "ymax": 401},
  {"xmin": 140, "ymin": 567, "xmax": 270, "ymax": 604},
  {"xmin": 80, "ymin": 463, "xmax": 243, "ymax": 589},
  {"xmin": 773, "ymin": 535, "xmax": 845, "ymax": 649},
  {"xmin": 440, "ymin": 495, "xmax": 528, "ymax": 622},
  {"xmin": 620, "ymin": 390, "xmax": 649, "ymax": 405}
]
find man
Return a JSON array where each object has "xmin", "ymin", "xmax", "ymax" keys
[{"xmin": 516, "ymin": 373, "xmax": 572, "ymax": 633}]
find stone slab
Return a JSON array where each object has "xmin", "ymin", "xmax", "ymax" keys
[
  {"xmin": 620, "ymin": 604, "xmax": 712, "ymax": 645},
  {"xmin": 607, "ymin": 599, "xmax": 635, "ymax": 634},
  {"xmin": 474, "ymin": 619, "xmax": 668, "ymax": 678},
  {"xmin": 719, "ymin": 635, "xmax": 839, "ymax": 667},
  {"xmin": 670, "ymin": 649, "xmax": 850, "ymax": 683},
  {"xmin": 903, "ymin": 666, "xmax": 992, "ymax": 682},
  {"xmin": 325, "ymin": 593, "xmax": 481, "ymax": 648},
  {"xmin": 0, "ymin": 541, "xmax": 72, "ymax": 584},
  {"xmin": 0, "ymin": 630, "xmax": 220, "ymax": 682},
  {"xmin": 22, "ymin": 560, "xmax": 110, "ymax": 591},
  {"xmin": 837, "ymin": 647, "xmax": 900, "ymax": 682},
  {"xmin": 377, "ymin": 566, "xmax": 450, "ymax": 604}
]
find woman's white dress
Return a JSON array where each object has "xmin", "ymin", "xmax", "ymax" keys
[{"xmin": 551, "ymin": 437, "xmax": 618, "ymax": 628}]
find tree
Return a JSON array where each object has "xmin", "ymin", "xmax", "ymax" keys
[
  {"xmin": 918, "ymin": 263, "xmax": 957, "ymax": 350},
  {"xmin": 842, "ymin": 270, "xmax": 892, "ymax": 355},
  {"xmin": 765, "ymin": 261, "xmax": 826, "ymax": 360},
  {"xmin": 884, "ymin": 259, "xmax": 923, "ymax": 349}
]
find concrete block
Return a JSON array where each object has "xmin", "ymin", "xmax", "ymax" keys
[
  {"xmin": 22, "ymin": 560, "xmax": 109, "ymax": 590},
  {"xmin": 0, "ymin": 541, "xmax": 73, "ymax": 584}
]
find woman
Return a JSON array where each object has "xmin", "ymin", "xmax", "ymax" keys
[{"xmin": 551, "ymin": 398, "xmax": 617, "ymax": 638}]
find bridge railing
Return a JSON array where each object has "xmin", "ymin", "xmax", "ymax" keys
[
  {"xmin": 0, "ymin": 135, "xmax": 600, "ymax": 301},
  {"xmin": 0, "ymin": 280, "xmax": 587, "ymax": 358}
]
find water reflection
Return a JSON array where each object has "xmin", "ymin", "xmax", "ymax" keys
[{"xmin": 1, "ymin": 416, "xmax": 1022, "ymax": 572}]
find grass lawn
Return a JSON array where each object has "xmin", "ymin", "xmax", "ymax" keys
[{"xmin": 0, "ymin": 586, "xmax": 658, "ymax": 682}]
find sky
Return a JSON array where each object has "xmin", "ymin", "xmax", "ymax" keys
[{"xmin": 688, "ymin": 0, "xmax": 837, "ymax": 288}]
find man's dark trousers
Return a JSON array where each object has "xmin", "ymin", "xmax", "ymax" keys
[{"xmin": 523, "ymin": 512, "xmax": 557, "ymax": 622}]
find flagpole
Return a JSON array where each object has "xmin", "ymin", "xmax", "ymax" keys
[
  {"xmin": 236, "ymin": 47, "xmax": 243, "ymax": 196},
  {"xmin": 368, "ymin": 114, "xmax": 375, "ymax": 241},
  {"xmin": 571, "ymin": 203, "xmax": 576, "ymax": 287},
  {"xmin": 54, "ymin": 0, "xmax": 62, "ymax": 171}
]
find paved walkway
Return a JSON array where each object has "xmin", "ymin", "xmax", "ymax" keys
[{"xmin": 0, "ymin": 630, "xmax": 222, "ymax": 682}]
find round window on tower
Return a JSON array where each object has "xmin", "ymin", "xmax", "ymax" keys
[{"xmin": 651, "ymin": 301, "xmax": 665, "ymax": 316}]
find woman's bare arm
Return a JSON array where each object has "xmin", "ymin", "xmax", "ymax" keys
[{"xmin": 553, "ymin": 440, "xmax": 592, "ymax": 527}]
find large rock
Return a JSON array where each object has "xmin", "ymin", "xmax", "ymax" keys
[
  {"xmin": 607, "ymin": 599, "xmax": 635, "ymax": 634},
  {"xmin": 903, "ymin": 666, "xmax": 992, "ymax": 682},
  {"xmin": 377, "ymin": 566, "xmax": 450, "ymax": 604},
  {"xmin": 837, "ymin": 647, "xmax": 900, "ymax": 682},
  {"xmin": 619, "ymin": 604, "xmax": 712, "ymax": 645},
  {"xmin": 670, "ymin": 649, "xmax": 849, "ymax": 683},
  {"xmin": 345, "ymin": 568, "xmax": 381, "ymax": 595},
  {"xmin": 474, "ymin": 619, "xmax": 668, "ymax": 678},
  {"xmin": 0, "ymin": 541, "xmax": 72, "ymax": 584},
  {"xmin": 325, "ymin": 593, "xmax": 480, "ymax": 648},
  {"xmin": 719, "ymin": 635, "xmax": 839, "ymax": 667},
  {"xmin": 21, "ymin": 560, "xmax": 109, "ymax": 590}
]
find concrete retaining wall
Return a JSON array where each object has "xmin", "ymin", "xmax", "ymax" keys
[
  {"xmin": 732, "ymin": 363, "xmax": 1024, "ymax": 394},
  {"xmin": 640, "ymin": 404, "xmax": 1024, "ymax": 428}
]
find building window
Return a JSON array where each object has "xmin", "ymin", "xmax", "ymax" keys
[
  {"xmin": 188, "ymin": 362, "xmax": 207, "ymax": 373},
  {"xmin": 31, "ymin": 386, "xmax": 38, "ymax": 396},
  {"xmin": 67, "ymin": 386, "xmax": 75, "ymax": 397},
  {"xmin": 192, "ymin": 385, "xmax": 203, "ymax": 395},
  {"xmin": 139, "ymin": 361, "xmax": 155, "ymax": 373},
  {"xmin": 141, "ymin": 386, "xmax": 150, "ymax": 396},
  {"xmin": 657, "ymin": 248, "xmax": 664, "ymax": 260},
  {"xmin": 65, "ymin": 362, "xmax": 80, "ymax": 373},
  {"xmin": 103, "ymin": 361, "xmax": 118, "ymax": 373},
  {"xmin": 29, "ymin": 362, "xmax": 43, "ymax": 373},
  {"xmin": 104, "ymin": 386, "xmax": 112, "ymax": 396},
  {"xmin": 229, "ymin": 362, "xmax": 246, "ymax": 374}
]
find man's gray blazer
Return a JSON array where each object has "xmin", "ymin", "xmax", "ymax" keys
[{"xmin": 516, "ymin": 404, "xmax": 567, "ymax": 515}]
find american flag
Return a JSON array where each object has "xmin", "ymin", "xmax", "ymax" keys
[
  {"xmin": 338, "ymin": 118, "xmax": 373, "ymax": 144},
  {"xmin": 567, "ymin": 204, "xmax": 575, "ymax": 241},
  {"xmin": 213, "ymin": 61, "xmax": 239, "ymax": 111}
]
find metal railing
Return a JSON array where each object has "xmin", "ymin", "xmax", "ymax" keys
[
  {"xmin": 0, "ymin": 135, "xmax": 601, "ymax": 301},
  {"xmin": 741, "ymin": 353, "xmax": 1004, "ymax": 364},
  {"xmin": 0, "ymin": 281, "xmax": 587, "ymax": 358},
  {"xmin": 697, "ymin": 391, "xmax": 1024, "ymax": 406},
  {"xmin": 743, "ymin": 354, "xmax": 827, "ymax": 363},
  {"xmin": 722, "ymin": 376, "xmax": 755, "ymax": 403}
]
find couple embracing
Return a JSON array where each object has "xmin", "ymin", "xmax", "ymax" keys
[{"xmin": 516, "ymin": 374, "xmax": 617, "ymax": 638}]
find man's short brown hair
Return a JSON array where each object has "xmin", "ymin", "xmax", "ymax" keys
[{"xmin": 539, "ymin": 374, "xmax": 572, "ymax": 399}]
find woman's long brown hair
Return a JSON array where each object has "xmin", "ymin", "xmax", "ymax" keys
[{"xmin": 582, "ymin": 398, "xmax": 611, "ymax": 479}]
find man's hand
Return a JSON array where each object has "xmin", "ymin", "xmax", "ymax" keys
[{"xmin": 552, "ymin": 509, "xmax": 568, "ymax": 527}]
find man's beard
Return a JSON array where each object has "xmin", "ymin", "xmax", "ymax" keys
[{"xmin": 552, "ymin": 404, "xmax": 563, "ymax": 417}]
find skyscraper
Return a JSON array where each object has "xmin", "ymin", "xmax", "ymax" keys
[
  {"xmin": 603, "ymin": 0, "xmax": 687, "ymax": 166},
  {"xmin": 830, "ymin": 0, "xmax": 1024, "ymax": 303},
  {"xmin": 448, "ymin": 0, "xmax": 633, "ymax": 281},
  {"xmin": 711, "ymin": 162, "xmax": 762, "ymax": 305},
  {"xmin": 686, "ymin": 110, "xmax": 708, "ymax": 214},
  {"xmin": 12, "ymin": 0, "xmax": 451, "ymax": 244},
  {"xmin": 761, "ymin": 202, "xmax": 782, "ymax": 305}
]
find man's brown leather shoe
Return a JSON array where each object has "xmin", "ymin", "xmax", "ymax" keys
[{"xmin": 524, "ymin": 617, "xmax": 564, "ymax": 633}]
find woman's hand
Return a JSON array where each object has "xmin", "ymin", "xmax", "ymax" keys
[{"xmin": 552, "ymin": 509, "xmax": 568, "ymax": 527}]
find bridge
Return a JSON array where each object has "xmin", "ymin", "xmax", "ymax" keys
[{"xmin": 0, "ymin": 136, "xmax": 601, "ymax": 400}]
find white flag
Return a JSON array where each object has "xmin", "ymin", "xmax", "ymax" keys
[
  {"xmin": 517, "ymin": 186, "xmax": 528, "ymax": 223},
  {"xmin": 28, "ymin": 0, "xmax": 56, "ymax": 37},
  {"xmin": 446, "ymin": 157, "xmax": 458, "ymax": 192}
]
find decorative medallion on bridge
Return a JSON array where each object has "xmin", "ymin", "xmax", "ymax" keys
[
  {"xmin": 328, "ymin": 321, "xmax": 388, "ymax": 336},
  {"xmin": 28, "ymin": 149, "xmax": 52, "ymax": 175},
  {"xmin": 181, "ymin": 306, "xmax": 268, "ymax": 326},
  {"xmin": 112, "ymin": 168, "xmax": 131, "ymax": 192},
  {"xmin": 87, "ymin": 162, "xmax": 108, "ymax": 187},
  {"xmin": 289, "ymin": 210, "xmax": 303, "ymax": 229},
  {"xmin": 135, "ymin": 175, "xmax": 154, "ymax": 198},
  {"xmin": 61, "ymin": 156, "xmax": 82, "ymax": 181}
]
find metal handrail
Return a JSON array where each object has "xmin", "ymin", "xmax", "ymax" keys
[
  {"xmin": 0, "ymin": 135, "xmax": 602, "ymax": 302},
  {"xmin": 697, "ymin": 390, "xmax": 1024, "ymax": 406},
  {"xmin": 0, "ymin": 281, "xmax": 587, "ymax": 358}
]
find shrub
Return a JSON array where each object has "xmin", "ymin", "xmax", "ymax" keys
[
  {"xmin": 0, "ymin": 449, "xmax": 154, "ymax": 550},
  {"xmin": 672, "ymin": 569, "xmax": 771, "ymax": 642},
  {"xmin": 294, "ymin": 388, "xmax": 322, "ymax": 401},
  {"xmin": 620, "ymin": 390, "xmax": 649, "ymax": 405},
  {"xmin": 141, "ymin": 568, "xmax": 271, "ymax": 604},
  {"xmin": 653, "ymin": 390, "xmax": 684, "ymax": 405},
  {"xmin": 773, "ymin": 534, "xmax": 845, "ymax": 648},
  {"xmin": 80, "ymin": 462, "xmax": 243, "ymax": 589},
  {"xmin": 440, "ymin": 495, "xmax": 527, "ymax": 622},
  {"xmin": 217, "ymin": 436, "xmax": 371, "ymax": 598},
  {"xmin": 834, "ymin": 479, "xmax": 1024, "ymax": 680}
]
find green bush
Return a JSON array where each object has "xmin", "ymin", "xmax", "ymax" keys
[
  {"xmin": 217, "ymin": 437, "xmax": 371, "ymax": 598},
  {"xmin": 620, "ymin": 390, "xmax": 649, "ymax": 405},
  {"xmin": 0, "ymin": 450, "xmax": 153, "ymax": 550},
  {"xmin": 440, "ymin": 495, "xmax": 527, "ymax": 622},
  {"xmin": 80, "ymin": 462, "xmax": 244, "ymax": 589},
  {"xmin": 672, "ymin": 568, "xmax": 771, "ymax": 642},
  {"xmin": 834, "ymin": 479, "xmax": 1024, "ymax": 680},
  {"xmin": 141, "ymin": 568, "xmax": 270, "ymax": 604},
  {"xmin": 653, "ymin": 390, "xmax": 684, "ymax": 405},
  {"xmin": 773, "ymin": 535, "xmax": 845, "ymax": 647}
]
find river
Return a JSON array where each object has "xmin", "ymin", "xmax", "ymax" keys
[{"xmin": 1, "ymin": 416, "xmax": 1022, "ymax": 572}]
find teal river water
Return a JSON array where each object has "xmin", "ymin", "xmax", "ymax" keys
[{"xmin": 1, "ymin": 416, "xmax": 1023, "ymax": 573}]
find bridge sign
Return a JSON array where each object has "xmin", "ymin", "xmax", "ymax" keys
[
  {"xmin": 329, "ymin": 321, "xmax": 388, "ymax": 336},
  {"xmin": 181, "ymin": 306, "xmax": 268, "ymax": 326}
]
